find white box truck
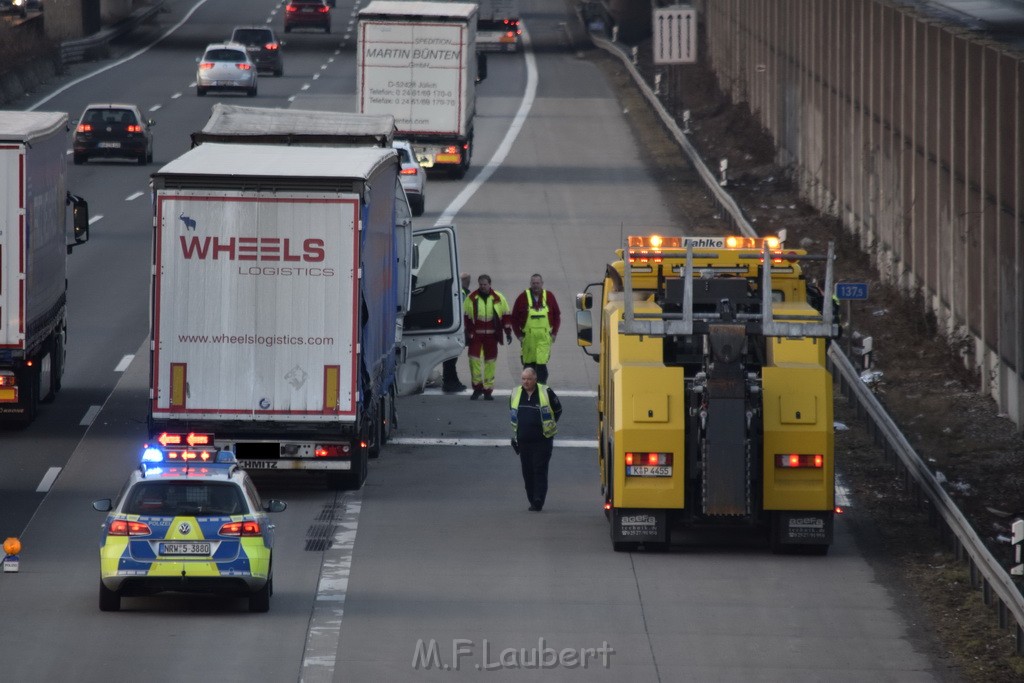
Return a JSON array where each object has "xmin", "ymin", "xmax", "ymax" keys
[
  {"xmin": 357, "ymin": 1, "xmax": 487, "ymax": 178},
  {"xmin": 149, "ymin": 142, "xmax": 461, "ymax": 489},
  {"xmin": 191, "ymin": 104, "xmax": 398, "ymax": 148},
  {"xmin": 476, "ymin": 0, "xmax": 521, "ymax": 52},
  {"xmin": 0, "ymin": 112, "xmax": 90, "ymax": 425},
  {"xmin": 189, "ymin": 104, "xmax": 465, "ymax": 393}
]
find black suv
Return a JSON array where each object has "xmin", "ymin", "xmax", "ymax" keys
[
  {"xmin": 230, "ymin": 26, "xmax": 284, "ymax": 76},
  {"xmin": 73, "ymin": 103, "xmax": 154, "ymax": 165}
]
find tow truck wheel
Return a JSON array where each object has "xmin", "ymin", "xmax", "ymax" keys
[
  {"xmin": 249, "ymin": 578, "xmax": 271, "ymax": 613},
  {"xmin": 99, "ymin": 582, "xmax": 121, "ymax": 612}
]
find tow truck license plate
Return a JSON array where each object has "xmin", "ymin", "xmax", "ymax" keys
[
  {"xmin": 160, "ymin": 542, "xmax": 211, "ymax": 555},
  {"xmin": 626, "ymin": 465, "xmax": 672, "ymax": 477}
]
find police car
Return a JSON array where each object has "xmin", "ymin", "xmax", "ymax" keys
[{"xmin": 92, "ymin": 434, "xmax": 286, "ymax": 612}]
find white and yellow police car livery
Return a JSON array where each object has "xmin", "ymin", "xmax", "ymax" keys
[{"xmin": 93, "ymin": 434, "xmax": 286, "ymax": 612}]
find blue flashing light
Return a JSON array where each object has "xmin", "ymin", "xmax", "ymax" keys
[
  {"xmin": 215, "ymin": 450, "xmax": 237, "ymax": 465},
  {"xmin": 142, "ymin": 447, "xmax": 164, "ymax": 463}
]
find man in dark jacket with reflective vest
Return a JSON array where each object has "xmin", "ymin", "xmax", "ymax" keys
[{"xmin": 510, "ymin": 367, "xmax": 562, "ymax": 511}]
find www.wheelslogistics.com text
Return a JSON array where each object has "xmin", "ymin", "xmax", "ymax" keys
[
  {"xmin": 177, "ymin": 334, "xmax": 335, "ymax": 347},
  {"xmin": 411, "ymin": 638, "xmax": 614, "ymax": 671}
]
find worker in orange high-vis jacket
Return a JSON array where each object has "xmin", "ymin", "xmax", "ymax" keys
[{"xmin": 463, "ymin": 274, "xmax": 512, "ymax": 400}]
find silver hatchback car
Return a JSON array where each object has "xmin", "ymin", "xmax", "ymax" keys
[{"xmin": 196, "ymin": 42, "xmax": 258, "ymax": 97}]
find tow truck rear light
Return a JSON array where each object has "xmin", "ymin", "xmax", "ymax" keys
[
  {"xmin": 624, "ymin": 452, "xmax": 673, "ymax": 466},
  {"xmin": 109, "ymin": 520, "xmax": 151, "ymax": 536},
  {"xmin": 219, "ymin": 521, "xmax": 262, "ymax": 536},
  {"xmin": 314, "ymin": 444, "xmax": 351, "ymax": 458},
  {"xmin": 775, "ymin": 454, "xmax": 824, "ymax": 468},
  {"xmin": 0, "ymin": 373, "xmax": 15, "ymax": 387}
]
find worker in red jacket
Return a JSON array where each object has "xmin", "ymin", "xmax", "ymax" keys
[
  {"xmin": 463, "ymin": 274, "xmax": 512, "ymax": 400},
  {"xmin": 511, "ymin": 273, "xmax": 561, "ymax": 384}
]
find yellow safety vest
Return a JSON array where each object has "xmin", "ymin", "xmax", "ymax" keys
[{"xmin": 509, "ymin": 384, "xmax": 558, "ymax": 439}]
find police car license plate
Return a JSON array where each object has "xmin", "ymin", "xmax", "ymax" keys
[
  {"xmin": 160, "ymin": 542, "xmax": 211, "ymax": 555},
  {"xmin": 626, "ymin": 465, "xmax": 672, "ymax": 477}
]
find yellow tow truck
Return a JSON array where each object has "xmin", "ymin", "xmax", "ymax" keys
[{"xmin": 575, "ymin": 235, "xmax": 839, "ymax": 553}]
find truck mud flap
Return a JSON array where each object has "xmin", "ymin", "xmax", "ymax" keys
[
  {"xmin": 773, "ymin": 511, "xmax": 833, "ymax": 545},
  {"xmin": 611, "ymin": 509, "xmax": 668, "ymax": 544}
]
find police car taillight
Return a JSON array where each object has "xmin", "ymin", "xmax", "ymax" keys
[
  {"xmin": 109, "ymin": 520, "xmax": 151, "ymax": 536},
  {"xmin": 219, "ymin": 521, "xmax": 262, "ymax": 537},
  {"xmin": 775, "ymin": 454, "xmax": 824, "ymax": 468}
]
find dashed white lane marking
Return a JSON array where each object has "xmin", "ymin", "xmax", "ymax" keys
[
  {"xmin": 36, "ymin": 467, "xmax": 61, "ymax": 493},
  {"xmin": 125, "ymin": 191, "xmax": 144, "ymax": 201},
  {"xmin": 148, "ymin": 104, "xmax": 161, "ymax": 112},
  {"xmin": 171, "ymin": 92, "xmax": 182, "ymax": 99},
  {"xmin": 88, "ymin": 214, "xmax": 103, "ymax": 224},
  {"xmin": 79, "ymin": 405, "xmax": 102, "ymax": 426},
  {"xmin": 301, "ymin": 83, "xmax": 310, "ymax": 90},
  {"xmin": 114, "ymin": 354, "xmax": 134, "ymax": 372}
]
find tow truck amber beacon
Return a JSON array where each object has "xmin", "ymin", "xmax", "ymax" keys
[{"xmin": 574, "ymin": 234, "xmax": 840, "ymax": 553}]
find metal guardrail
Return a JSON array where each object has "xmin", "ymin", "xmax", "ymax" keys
[
  {"xmin": 582, "ymin": 13, "xmax": 1024, "ymax": 655},
  {"xmin": 59, "ymin": 1, "xmax": 163, "ymax": 66}
]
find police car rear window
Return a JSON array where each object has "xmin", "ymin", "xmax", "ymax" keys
[{"xmin": 125, "ymin": 482, "xmax": 245, "ymax": 516}]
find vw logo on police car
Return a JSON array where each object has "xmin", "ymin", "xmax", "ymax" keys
[{"xmin": 178, "ymin": 522, "xmax": 192, "ymax": 535}]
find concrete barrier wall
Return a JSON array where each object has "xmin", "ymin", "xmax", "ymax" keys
[
  {"xmin": 696, "ymin": 0, "xmax": 1024, "ymax": 430},
  {"xmin": 41, "ymin": 0, "xmax": 85, "ymax": 41}
]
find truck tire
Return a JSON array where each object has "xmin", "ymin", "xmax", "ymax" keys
[
  {"xmin": 42, "ymin": 331, "xmax": 64, "ymax": 402},
  {"xmin": 327, "ymin": 448, "xmax": 367, "ymax": 490},
  {"xmin": 52, "ymin": 330, "xmax": 64, "ymax": 394},
  {"xmin": 16, "ymin": 364, "xmax": 39, "ymax": 426},
  {"xmin": 367, "ymin": 403, "xmax": 383, "ymax": 459}
]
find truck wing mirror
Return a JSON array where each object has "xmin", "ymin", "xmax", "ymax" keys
[
  {"xmin": 575, "ymin": 309, "xmax": 593, "ymax": 347},
  {"xmin": 67, "ymin": 192, "xmax": 90, "ymax": 252},
  {"xmin": 476, "ymin": 52, "xmax": 487, "ymax": 82}
]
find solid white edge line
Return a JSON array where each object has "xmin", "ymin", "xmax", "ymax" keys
[
  {"xmin": 435, "ymin": 24, "xmax": 538, "ymax": 227},
  {"xmin": 114, "ymin": 354, "xmax": 134, "ymax": 372},
  {"xmin": 391, "ymin": 437, "xmax": 597, "ymax": 448},
  {"xmin": 36, "ymin": 467, "xmax": 62, "ymax": 493},
  {"xmin": 79, "ymin": 404, "xmax": 102, "ymax": 426},
  {"xmin": 300, "ymin": 493, "xmax": 361, "ymax": 682},
  {"xmin": 28, "ymin": 0, "xmax": 213, "ymax": 111},
  {"xmin": 420, "ymin": 388, "xmax": 596, "ymax": 397}
]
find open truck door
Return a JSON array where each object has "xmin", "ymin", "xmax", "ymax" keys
[{"xmin": 396, "ymin": 225, "xmax": 462, "ymax": 395}]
